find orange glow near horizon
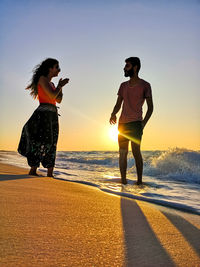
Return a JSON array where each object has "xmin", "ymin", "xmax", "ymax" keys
[
  {"xmin": 108, "ymin": 125, "xmax": 119, "ymax": 142},
  {"xmin": 0, "ymin": 122, "xmax": 199, "ymax": 151}
]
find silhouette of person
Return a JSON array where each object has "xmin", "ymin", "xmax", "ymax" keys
[
  {"xmin": 18, "ymin": 58, "xmax": 69, "ymax": 177},
  {"xmin": 110, "ymin": 57, "xmax": 153, "ymax": 185}
]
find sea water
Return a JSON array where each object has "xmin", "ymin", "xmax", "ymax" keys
[{"xmin": 1, "ymin": 148, "xmax": 200, "ymax": 215}]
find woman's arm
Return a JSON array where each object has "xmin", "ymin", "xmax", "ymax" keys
[
  {"xmin": 56, "ymin": 89, "xmax": 63, "ymax": 103},
  {"xmin": 39, "ymin": 76, "xmax": 62, "ymax": 99}
]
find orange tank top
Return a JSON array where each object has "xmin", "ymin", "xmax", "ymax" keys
[{"xmin": 38, "ymin": 83, "xmax": 56, "ymax": 106}]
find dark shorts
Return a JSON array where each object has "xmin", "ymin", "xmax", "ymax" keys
[{"xmin": 118, "ymin": 121, "xmax": 143, "ymax": 146}]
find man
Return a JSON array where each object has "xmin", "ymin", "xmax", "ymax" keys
[{"xmin": 110, "ymin": 57, "xmax": 153, "ymax": 185}]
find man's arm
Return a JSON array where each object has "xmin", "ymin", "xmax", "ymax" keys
[
  {"xmin": 109, "ymin": 95, "xmax": 123, "ymax": 124},
  {"xmin": 142, "ymin": 97, "xmax": 154, "ymax": 128}
]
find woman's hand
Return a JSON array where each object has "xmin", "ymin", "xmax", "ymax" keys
[{"xmin": 58, "ymin": 78, "xmax": 69, "ymax": 88}]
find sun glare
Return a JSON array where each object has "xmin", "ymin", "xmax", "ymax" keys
[{"xmin": 108, "ymin": 125, "xmax": 119, "ymax": 142}]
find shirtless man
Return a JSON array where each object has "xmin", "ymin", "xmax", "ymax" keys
[{"xmin": 110, "ymin": 57, "xmax": 153, "ymax": 185}]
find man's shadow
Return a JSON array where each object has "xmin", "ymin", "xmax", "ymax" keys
[{"xmin": 120, "ymin": 196, "xmax": 200, "ymax": 266}]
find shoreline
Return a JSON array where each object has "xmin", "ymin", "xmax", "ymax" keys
[
  {"xmin": 53, "ymin": 175, "xmax": 200, "ymax": 216},
  {"xmin": 1, "ymin": 162, "xmax": 199, "ymax": 221},
  {"xmin": 1, "ymin": 151, "xmax": 200, "ymax": 216},
  {"xmin": 0, "ymin": 162, "xmax": 200, "ymax": 266}
]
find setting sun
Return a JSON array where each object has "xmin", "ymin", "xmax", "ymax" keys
[{"xmin": 108, "ymin": 125, "xmax": 119, "ymax": 142}]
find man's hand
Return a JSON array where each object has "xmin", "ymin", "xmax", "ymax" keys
[
  {"xmin": 109, "ymin": 96, "xmax": 123, "ymax": 125},
  {"xmin": 110, "ymin": 114, "xmax": 117, "ymax": 124},
  {"xmin": 142, "ymin": 97, "xmax": 154, "ymax": 129},
  {"xmin": 58, "ymin": 78, "xmax": 69, "ymax": 88},
  {"xmin": 141, "ymin": 120, "xmax": 146, "ymax": 129}
]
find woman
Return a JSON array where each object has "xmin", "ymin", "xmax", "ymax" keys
[{"xmin": 18, "ymin": 58, "xmax": 69, "ymax": 177}]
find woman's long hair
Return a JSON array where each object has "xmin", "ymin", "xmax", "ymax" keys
[{"xmin": 26, "ymin": 58, "xmax": 58, "ymax": 98}]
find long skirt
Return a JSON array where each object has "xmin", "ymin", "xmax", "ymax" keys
[{"xmin": 18, "ymin": 103, "xmax": 59, "ymax": 168}]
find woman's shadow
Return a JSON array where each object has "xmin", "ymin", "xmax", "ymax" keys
[{"xmin": 0, "ymin": 174, "xmax": 44, "ymax": 181}]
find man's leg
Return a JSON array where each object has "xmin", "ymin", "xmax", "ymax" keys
[
  {"xmin": 118, "ymin": 138, "xmax": 129, "ymax": 185},
  {"xmin": 131, "ymin": 142, "xmax": 143, "ymax": 184},
  {"xmin": 47, "ymin": 167, "xmax": 54, "ymax": 177}
]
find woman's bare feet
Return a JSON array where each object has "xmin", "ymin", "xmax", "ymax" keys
[{"xmin": 29, "ymin": 166, "xmax": 39, "ymax": 176}]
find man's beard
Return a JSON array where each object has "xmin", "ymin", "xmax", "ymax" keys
[{"xmin": 124, "ymin": 68, "xmax": 134, "ymax": 77}]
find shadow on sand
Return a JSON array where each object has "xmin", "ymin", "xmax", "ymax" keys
[
  {"xmin": 120, "ymin": 196, "xmax": 200, "ymax": 266},
  {"xmin": 120, "ymin": 197, "xmax": 175, "ymax": 266},
  {"xmin": 0, "ymin": 174, "xmax": 44, "ymax": 181},
  {"xmin": 161, "ymin": 210, "xmax": 200, "ymax": 256}
]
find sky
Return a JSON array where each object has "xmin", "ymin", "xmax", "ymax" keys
[{"xmin": 0, "ymin": 0, "xmax": 200, "ymax": 151}]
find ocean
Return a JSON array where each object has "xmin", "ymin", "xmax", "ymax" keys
[{"xmin": 1, "ymin": 148, "xmax": 200, "ymax": 215}]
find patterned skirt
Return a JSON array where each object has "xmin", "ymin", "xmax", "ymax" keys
[{"xmin": 18, "ymin": 103, "xmax": 59, "ymax": 168}]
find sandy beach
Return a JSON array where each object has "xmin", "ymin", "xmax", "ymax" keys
[{"xmin": 0, "ymin": 162, "xmax": 199, "ymax": 267}]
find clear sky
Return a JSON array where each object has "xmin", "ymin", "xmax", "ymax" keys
[{"xmin": 0, "ymin": 0, "xmax": 199, "ymax": 151}]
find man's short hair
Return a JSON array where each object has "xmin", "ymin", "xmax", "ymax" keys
[{"xmin": 125, "ymin": 57, "xmax": 141, "ymax": 73}]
